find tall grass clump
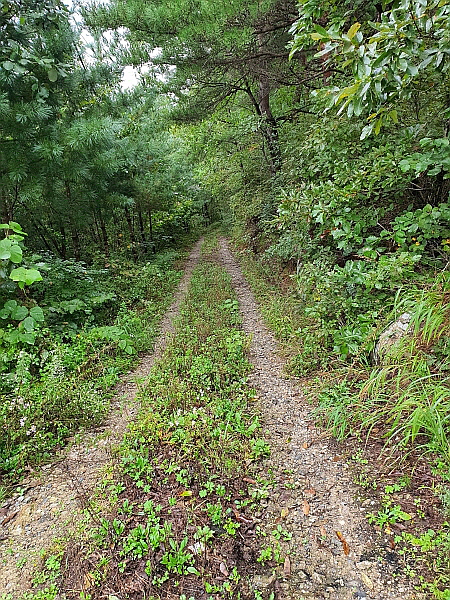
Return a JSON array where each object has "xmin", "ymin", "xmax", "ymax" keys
[
  {"xmin": 360, "ymin": 275, "xmax": 450, "ymax": 459},
  {"xmin": 317, "ymin": 274, "xmax": 450, "ymax": 461}
]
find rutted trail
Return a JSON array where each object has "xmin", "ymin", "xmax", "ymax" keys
[
  {"xmin": 0, "ymin": 237, "xmax": 422, "ymax": 599},
  {"xmin": 218, "ymin": 238, "xmax": 419, "ymax": 600},
  {"xmin": 0, "ymin": 239, "xmax": 203, "ymax": 596}
]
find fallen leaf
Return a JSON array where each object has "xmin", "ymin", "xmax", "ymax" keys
[
  {"xmin": 335, "ymin": 531, "xmax": 350, "ymax": 556},
  {"xmin": 179, "ymin": 490, "xmax": 192, "ymax": 497},
  {"xmin": 302, "ymin": 442, "xmax": 309, "ymax": 449},
  {"xmin": 2, "ymin": 511, "xmax": 18, "ymax": 526},
  {"xmin": 281, "ymin": 507, "xmax": 289, "ymax": 518},
  {"xmin": 302, "ymin": 500, "xmax": 310, "ymax": 515},
  {"xmin": 220, "ymin": 562, "xmax": 229, "ymax": 577},
  {"xmin": 243, "ymin": 477, "xmax": 257, "ymax": 484},
  {"xmin": 361, "ymin": 572, "xmax": 374, "ymax": 589},
  {"xmin": 232, "ymin": 508, "xmax": 252, "ymax": 523},
  {"xmin": 333, "ymin": 456, "xmax": 342, "ymax": 462},
  {"xmin": 304, "ymin": 488, "xmax": 316, "ymax": 498},
  {"xmin": 84, "ymin": 572, "xmax": 96, "ymax": 589},
  {"xmin": 283, "ymin": 555, "xmax": 291, "ymax": 576},
  {"xmin": 188, "ymin": 542, "xmax": 205, "ymax": 555}
]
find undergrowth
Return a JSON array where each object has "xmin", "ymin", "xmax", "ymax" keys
[
  {"xmin": 235, "ymin": 235, "xmax": 450, "ymax": 598},
  {"xmin": 0, "ymin": 250, "xmax": 183, "ymax": 492}
]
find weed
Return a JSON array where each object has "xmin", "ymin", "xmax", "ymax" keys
[
  {"xmin": 56, "ymin": 254, "xmax": 269, "ymax": 597},
  {"xmin": 161, "ymin": 537, "xmax": 194, "ymax": 575},
  {"xmin": 367, "ymin": 485, "xmax": 412, "ymax": 530},
  {"xmin": 271, "ymin": 524, "xmax": 292, "ymax": 541}
]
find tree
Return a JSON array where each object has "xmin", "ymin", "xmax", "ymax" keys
[
  {"xmin": 290, "ymin": 0, "xmax": 450, "ymax": 140},
  {"xmin": 85, "ymin": 0, "xmax": 314, "ymax": 174}
]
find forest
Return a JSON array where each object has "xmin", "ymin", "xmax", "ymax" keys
[{"xmin": 1, "ymin": 0, "xmax": 450, "ymax": 598}]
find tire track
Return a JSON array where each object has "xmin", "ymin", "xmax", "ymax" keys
[{"xmin": 218, "ymin": 237, "xmax": 420, "ymax": 600}]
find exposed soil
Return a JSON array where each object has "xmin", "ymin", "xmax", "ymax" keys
[
  {"xmin": 0, "ymin": 237, "xmax": 426, "ymax": 598},
  {"xmin": 0, "ymin": 238, "xmax": 203, "ymax": 596}
]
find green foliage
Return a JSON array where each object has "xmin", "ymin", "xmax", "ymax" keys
[
  {"xmin": 0, "ymin": 248, "xmax": 182, "ymax": 485},
  {"xmin": 291, "ymin": 0, "xmax": 450, "ymax": 138},
  {"xmin": 312, "ymin": 276, "xmax": 450, "ymax": 464},
  {"xmin": 392, "ymin": 203, "xmax": 450, "ymax": 254},
  {"xmin": 69, "ymin": 245, "xmax": 270, "ymax": 596}
]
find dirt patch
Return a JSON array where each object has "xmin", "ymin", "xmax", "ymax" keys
[
  {"xmin": 0, "ymin": 239, "xmax": 203, "ymax": 596},
  {"xmin": 217, "ymin": 237, "xmax": 422, "ymax": 600}
]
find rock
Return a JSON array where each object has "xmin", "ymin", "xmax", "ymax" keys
[
  {"xmin": 252, "ymin": 573, "xmax": 277, "ymax": 589},
  {"xmin": 374, "ymin": 313, "xmax": 411, "ymax": 363}
]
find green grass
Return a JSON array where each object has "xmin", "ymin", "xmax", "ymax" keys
[{"xmin": 232, "ymin": 234, "xmax": 450, "ymax": 598}]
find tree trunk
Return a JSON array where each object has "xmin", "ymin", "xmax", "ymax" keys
[
  {"xmin": 60, "ymin": 225, "xmax": 67, "ymax": 259},
  {"xmin": 138, "ymin": 207, "xmax": 147, "ymax": 254},
  {"xmin": 257, "ymin": 33, "xmax": 281, "ymax": 175},
  {"xmin": 148, "ymin": 209, "xmax": 156, "ymax": 254},
  {"xmin": 71, "ymin": 225, "xmax": 81, "ymax": 261},
  {"xmin": 0, "ymin": 190, "xmax": 13, "ymax": 223},
  {"xmin": 124, "ymin": 205, "xmax": 138, "ymax": 262},
  {"xmin": 98, "ymin": 209, "xmax": 109, "ymax": 257}
]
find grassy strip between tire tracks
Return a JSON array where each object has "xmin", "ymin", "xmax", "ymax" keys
[{"xmin": 21, "ymin": 246, "xmax": 285, "ymax": 600}]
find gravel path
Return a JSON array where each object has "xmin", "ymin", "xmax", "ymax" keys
[
  {"xmin": 0, "ymin": 239, "xmax": 203, "ymax": 596},
  {"xmin": 218, "ymin": 237, "xmax": 421, "ymax": 600}
]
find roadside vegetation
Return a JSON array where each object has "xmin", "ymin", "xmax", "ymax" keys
[
  {"xmin": 2, "ymin": 0, "xmax": 450, "ymax": 596},
  {"xmin": 0, "ymin": 220, "xmax": 187, "ymax": 498}
]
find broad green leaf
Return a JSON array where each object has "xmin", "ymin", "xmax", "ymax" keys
[
  {"xmin": 8, "ymin": 222, "xmax": 25, "ymax": 234},
  {"xmin": 374, "ymin": 116, "xmax": 383, "ymax": 135},
  {"xmin": 9, "ymin": 244, "xmax": 23, "ymax": 263},
  {"xmin": 48, "ymin": 67, "xmax": 58, "ymax": 82},
  {"xmin": 21, "ymin": 316, "xmax": 36, "ymax": 332},
  {"xmin": 11, "ymin": 305, "xmax": 28, "ymax": 320},
  {"xmin": 4, "ymin": 300, "xmax": 17, "ymax": 311},
  {"xmin": 10, "ymin": 267, "xmax": 43, "ymax": 287},
  {"xmin": 0, "ymin": 238, "xmax": 12, "ymax": 260},
  {"xmin": 336, "ymin": 83, "xmax": 359, "ymax": 102},
  {"xmin": 29, "ymin": 306, "xmax": 44, "ymax": 321},
  {"xmin": 19, "ymin": 332, "xmax": 36, "ymax": 344},
  {"xmin": 373, "ymin": 51, "xmax": 391, "ymax": 68},
  {"xmin": 5, "ymin": 330, "xmax": 19, "ymax": 344},
  {"xmin": 313, "ymin": 24, "xmax": 330, "ymax": 37},
  {"xmin": 0, "ymin": 238, "xmax": 23, "ymax": 263},
  {"xmin": 389, "ymin": 109, "xmax": 398, "ymax": 123},
  {"xmin": 2, "ymin": 61, "xmax": 14, "ymax": 71}
]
